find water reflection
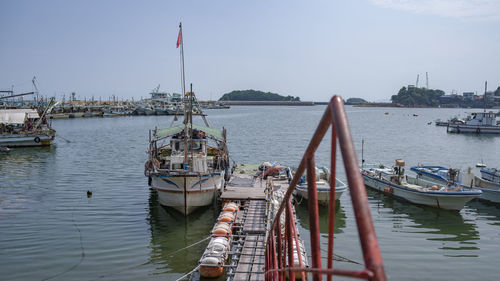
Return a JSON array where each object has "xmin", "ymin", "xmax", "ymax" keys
[
  {"xmin": 147, "ymin": 190, "xmax": 215, "ymax": 275},
  {"xmin": 295, "ymin": 199, "xmax": 346, "ymax": 234},
  {"xmin": 367, "ymin": 189, "xmax": 480, "ymax": 256},
  {"xmin": 467, "ymin": 200, "xmax": 500, "ymax": 226}
]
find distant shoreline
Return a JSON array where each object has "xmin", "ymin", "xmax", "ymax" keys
[{"xmin": 222, "ymin": 100, "xmax": 314, "ymax": 106}]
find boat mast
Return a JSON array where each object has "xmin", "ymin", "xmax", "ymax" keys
[{"xmin": 178, "ymin": 22, "xmax": 189, "ymax": 170}]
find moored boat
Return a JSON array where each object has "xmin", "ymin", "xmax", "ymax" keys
[
  {"xmin": 447, "ymin": 111, "xmax": 500, "ymax": 134},
  {"xmin": 0, "ymin": 108, "xmax": 56, "ymax": 147},
  {"xmin": 294, "ymin": 167, "xmax": 348, "ymax": 204},
  {"xmin": 361, "ymin": 159, "xmax": 481, "ymax": 210}
]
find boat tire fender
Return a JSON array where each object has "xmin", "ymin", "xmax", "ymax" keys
[
  {"xmin": 476, "ymin": 128, "xmax": 480, "ymax": 134},
  {"xmin": 148, "ymin": 176, "xmax": 152, "ymax": 186},
  {"xmin": 34, "ymin": 137, "xmax": 41, "ymax": 143}
]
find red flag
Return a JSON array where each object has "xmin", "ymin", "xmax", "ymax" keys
[{"xmin": 176, "ymin": 28, "xmax": 182, "ymax": 48}]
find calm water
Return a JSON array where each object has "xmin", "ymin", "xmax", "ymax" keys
[{"xmin": 1, "ymin": 105, "xmax": 499, "ymax": 280}]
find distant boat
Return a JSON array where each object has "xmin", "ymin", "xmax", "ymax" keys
[
  {"xmin": 361, "ymin": 159, "xmax": 481, "ymax": 210},
  {"xmin": 294, "ymin": 167, "xmax": 348, "ymax": 204},
  {"xmin": 0, "ymin": 107, "xmax": 56, "ymax": 147},
  {"xmin": 447, "ymin": 111, "xmax": 500, "ymax": 134}
]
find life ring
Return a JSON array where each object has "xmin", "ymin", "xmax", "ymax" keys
[{"xmin": 34, "ymin": 137, "xmax": 41, "ymax": 143}]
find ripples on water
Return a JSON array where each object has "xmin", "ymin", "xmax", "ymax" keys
[{"xmin": 0, "ymin": 106, "xmax": 499, "ymax": 280}]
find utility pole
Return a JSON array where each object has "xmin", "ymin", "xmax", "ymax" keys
[
  {"xmin": 416, "ymin": 74, "xmax": 420, "ymax": 88},
  {"xmin": 426, "ymin": 72, "xmax": 429, "ymax": 89}
]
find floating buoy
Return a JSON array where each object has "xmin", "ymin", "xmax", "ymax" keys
[
  {"xmin": 223, "ymin": 202, "xmax": 239, "ymax": 212},
  {"xmin": 87, "ymin": 190, "xmax": 93, "ymax": 197},
  {"xmin": 212, "ymin": 222, "xmax": 232, "ymax": 237},
  {"xmin": 199, "ymin": 237, "xmax": 230, "ymax": 278},
  {"xmin": 218, "ymin": 211, "xmax": 235, "ymax": 223}
]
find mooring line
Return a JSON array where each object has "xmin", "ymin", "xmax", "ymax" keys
[
  {"xmin": 88, "ymin": 235, "xmax": 211, "ymax": 280},
  {"xmin": 174, "ymin": 265, "xmax": 200, "ymax": 281},
  {"xmin": 40, "ymin": 196, "xmax": 85, "ymax": 281}
]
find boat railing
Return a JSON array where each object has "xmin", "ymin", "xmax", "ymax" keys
[{"xmin": 265, "ymin": 96, "xmax": 386, "ymax": 281}]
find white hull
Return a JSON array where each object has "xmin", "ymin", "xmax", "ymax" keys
[
  {"xmin": 295, "ymin": 183, "xmax": 347, "ymax": 205},
  {"xmin": 362, "ymin": 173, "xmax": 479, "ymax": 210},
  {"xmin": 0, "ymin": 134, "xmax": 54, "ymax": 147},
  {"xmin": 474, "ymin": 176, "xmax": 500, "ymax": 203},
  {"xmin": 150, "ymin": 172, "xmax": 224, "ymax": 215},
  {"xmin": 447, "ymin": 125, "xmax": 500, "ymax": 134}
]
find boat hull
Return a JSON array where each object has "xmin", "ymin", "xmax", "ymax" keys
[
  {"xmin": 362, "ymin": 173, "xmax": 479, "ymax": 210},
  {"xmin": 295, "ymin": 184, "xmax": 347, "ymax": 204},
  {"xmin": 0, "ymin": 134, "xmax": 54, "ymax": 147},
  {"xmin": 474, "ymin": 176, "xmax": 500, "ymax": 203},
  {"xmin": 150, "ymin": 172, "xmax": 225, "ymax": 215},
  {"xmin": 447, "ymin": 125, "xmax": 500, "ymax": 134}
]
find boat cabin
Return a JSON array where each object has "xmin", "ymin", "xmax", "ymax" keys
[{"xmin": 466, "ymin": 111, "xmax": 498, "ymax": 126}]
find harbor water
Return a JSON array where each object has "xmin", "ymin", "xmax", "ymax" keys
[{"xmin": 1, "ymin": 105, "xmax": 499, "ymax": 280}]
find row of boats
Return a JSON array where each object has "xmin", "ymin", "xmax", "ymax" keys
[{"xmin": 361, "ymin": 159, "xmax": 500, "ymax": 210}]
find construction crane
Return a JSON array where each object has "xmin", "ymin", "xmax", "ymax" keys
[
  {"xmin": 416, "ymin": 74, "xmax": 420, "ymax": 88},
  {"xmin": 426, "ymin": 72, "xmax": 429, "ymax": 89}
]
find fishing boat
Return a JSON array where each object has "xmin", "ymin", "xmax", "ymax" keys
[
  {"xmin": 410, "ymin": 165, "xmax": 460, "ymax": 185},
  {"xmin": 447, "ymin": 111, "xmax": 500, "ymax": 134},
  {"xmin": 361, "ymin": 159, "xmax": 481, "ymax": 210},
  {"xmin": 144, "ymin": 24, "xmax": 231, "ymax": 215},
  {"xmin": 480, "ymin": 168, "xmax": 500, "ymax": 185},
  {"xmin": 0, "ymin": 107, "xmax": 56, "ymax": 147},
  {"xmin": 412, "ymin": 165, "xmax": 500, "ymax": 204},
  {"xmin": 144, "ymin": 86, "xmax": 230, "ymax": 215},
  {"xmin": 294, "ymin": 167, "xmax": 348, "ymax": 204}
]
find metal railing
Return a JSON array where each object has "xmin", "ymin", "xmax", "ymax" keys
[{"xmin": 264, "ymin": 96, "xmax": 386, "ymax": 281}]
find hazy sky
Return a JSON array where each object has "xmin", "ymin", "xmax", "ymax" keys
[{"xmin": 1, "ymin": 0, "xmax": 499, "ymax": 102}]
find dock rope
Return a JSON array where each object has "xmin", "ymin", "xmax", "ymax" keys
[
  {"xmin": 88, "ymin": 235, "xmax": 211, "ymax": 280},
  {"xmin": 173, "ymin": 265, "xmax": 200, "ymax": 281}
]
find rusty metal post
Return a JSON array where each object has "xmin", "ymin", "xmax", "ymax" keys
[
  {"xmin": 276, "ymin": 222, "xmax": 284, "ymax": 281},
  {"xmin": 306, "ymin": 155, "xmax": 322, "ymax": 281},
  {"xmin": 327, "ymin": 126, "xmax": 337, "ymax": 281},
  {"xmin": 288, "ymin": 201, "xmax": 307, "ymax": 281},
  {"xmin": 285, "ymin": 200, "xmax": 295, "ymax": 281},
  {"xmin": 330, "ymin": 96, "xmax": 386, "ymax": 281}
]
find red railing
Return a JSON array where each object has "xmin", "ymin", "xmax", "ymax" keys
[{"xmin": 265, "ymin": 96, "xmax": 386, "ymax": 281}]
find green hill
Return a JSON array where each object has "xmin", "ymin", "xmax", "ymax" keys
[
  {"xmin": 391, "ymin": 87, "xmax": 444, "ymax": 107},
  {"xmin": 219, "ymin": 90, "xmax": 300, "ymax": 101}
]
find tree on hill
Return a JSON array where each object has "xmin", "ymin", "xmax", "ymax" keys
[
  {"xmin": 219, "ymin": 90, "xmax": 300, "ymax": 101},
  {"xmin": 391, "ymin": 87, "xmax": 444, "ymax": 107},
  {"xmin": 494, "ymin": 86, "xmax": 500, "ymax": 96}
]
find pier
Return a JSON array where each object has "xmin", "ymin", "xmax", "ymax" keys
[{"xmin": 196, "ymin": 96, "xmax": 387, "ymax": 281}]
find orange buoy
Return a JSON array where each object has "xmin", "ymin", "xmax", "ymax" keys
[
  {"xmin": 223, "ymin": 202, "xmax": 239, "ymax": 212},
  {"xmin": 218, "ymin": 211, "xmax": 235, "ymax": 223},
  {"xmin": 212, "ymin": 222, "xmax": 232, "ymax": 237}
]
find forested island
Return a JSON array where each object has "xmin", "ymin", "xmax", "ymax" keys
[
  {"xmin": 391, "ymin": 87, "xmax": 445, "ymax": 107},
  {"xmin": 219, "ymin": 90, "xmax": 300, "ymax": 101}
]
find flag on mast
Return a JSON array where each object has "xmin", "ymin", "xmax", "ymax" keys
[{"xmin": 176, "ymin": 23, "xmax": 182, "ymax": 48}]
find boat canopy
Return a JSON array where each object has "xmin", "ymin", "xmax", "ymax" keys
[
  {"xmin": 0, "ymin": 109, "xmax": 40, "ymax": 124},
  {"xmin": 155, "ymin": 123, "xmax": 223, "ymax": 140}
]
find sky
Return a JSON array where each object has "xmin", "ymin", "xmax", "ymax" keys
[{"xmin": 1, "ymin": 0, "xmax": 499, "ymax": 102}]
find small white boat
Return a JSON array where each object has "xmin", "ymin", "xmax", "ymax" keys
[
  {"xmin": 294, "ymin": 167, "xmax": 348, "ymax": 204},
  {"xmin": 361, "ymin": 159, "xmax": 481, "ymax": 211}
]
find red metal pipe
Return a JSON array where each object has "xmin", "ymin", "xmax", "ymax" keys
[
  {"xmin": 276, "ymin": 222, "xmax": 284, "ymax": 281},
  {"xmin": 285, "ymin": 200, "xmax": 295, "ymax": 281},
  {"xmin": 306, "ymin": 156, "xmax": 322, "ymax": 281},
  {"xmin": 329, "ymin": 96, "xmax": 385, "ymax": 281},
  {"xmin": 266, "ymin": 267, "xmax": 374, "ymax": 279},
  {"xmin": 327, "ymin": 127, "xmax": 337, "ymax": 281},
  {"xmin": 288, "ymin": 200, "xmax": 307, "ymax": 281}
]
